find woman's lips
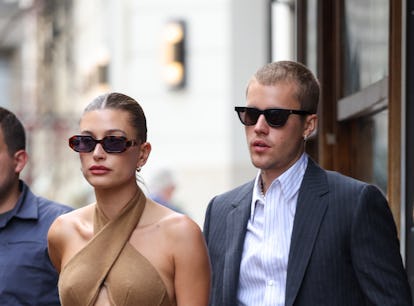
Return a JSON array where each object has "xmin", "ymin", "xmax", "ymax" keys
[{"xmin": 89, "ymin": 165, "xmax": 111, "ymax": 175}]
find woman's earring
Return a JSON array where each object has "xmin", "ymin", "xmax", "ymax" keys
[{"xmin": 136, "ymin": 167, "xmax": 141, "ymax": 172}]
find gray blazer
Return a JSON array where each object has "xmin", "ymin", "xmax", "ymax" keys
[{"xmin": 203, "ymin": 158, "xmax": 412, "ymax": 306}]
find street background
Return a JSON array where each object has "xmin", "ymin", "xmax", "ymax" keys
[{"xmin": 0, "ymin": 0, "xmax": 273, "ymax": 225}]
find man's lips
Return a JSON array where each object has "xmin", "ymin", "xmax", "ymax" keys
[
  {"xmin": 252, "ymin": 140, "xmax": 270, "ymax": 152},
  {"xmin": 89, "ymin": 165, "xmax": 111, "ymax": 174}
]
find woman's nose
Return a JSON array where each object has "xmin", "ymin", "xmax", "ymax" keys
[{"xmin": 92, "ymin": 143, "xmax": 106, "ymax": 159}]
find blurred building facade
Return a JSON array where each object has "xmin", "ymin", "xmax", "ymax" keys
[
  {"xmin": 0, "ymin": 0, "xmax": 268, "ymax": 225},
  {"xmin": 1, "ymin": 0, "xmax": 414, "ymax": 293}
]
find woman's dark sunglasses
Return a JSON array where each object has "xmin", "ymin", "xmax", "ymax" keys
[
  {"xmin": 68, "ymin": 135, "xmax": 138, "ymax": 153},
  {"xmin": 234, "ymin": 106, "xmax": 313, "ymax": 128}
]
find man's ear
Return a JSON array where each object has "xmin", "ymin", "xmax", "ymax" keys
[
  {"xmin": 14, "ymin": 150, "xmax": 28, "ymax": 174},
  {"xmin": 303, "ymin": 114, "xmax": 318, "ymax": 139}
]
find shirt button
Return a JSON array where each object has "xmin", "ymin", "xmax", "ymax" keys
[{"xmin": 268, "ymin": 280, "xmax": 274, "ymax": 286}]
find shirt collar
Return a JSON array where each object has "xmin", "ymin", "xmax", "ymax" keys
[
  {"xmin": 0, "ymin": 180, "xmax": 38, "ymax": 228},
  {"xmin": 251, "ymin": 174, "xmax": 265, "ymax": 221},
  {"xmin": 276, "ymin": 153, "xmax": 308, "ymax": 200},
  {"xmin": 251, "ymin": 153, "xmax": 309, "ymax": 218}
]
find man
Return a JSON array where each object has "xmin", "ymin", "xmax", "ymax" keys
[
  {"xmin": 203, "ymin": 61, "xmax": 412, "ymax": 306},
  {"xmin": 0, "ymin": 106, "xmax": 73, "ymax": 305}
]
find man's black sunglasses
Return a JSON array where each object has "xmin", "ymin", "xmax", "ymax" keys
[
  {"xmin": 235, "ymin": 106, "xmax": 313, "ymax": 128},
  {"xmin": 68, "ymin": 135, "xmax": 138, "ymax": 153}
]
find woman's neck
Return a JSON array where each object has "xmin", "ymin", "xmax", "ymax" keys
[{"xmin": 94, "ymin": 183, "xmax": 140, "ymax": 220}]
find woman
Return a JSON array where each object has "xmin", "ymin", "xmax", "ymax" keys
[{"xmin": 48, "ymin": 92, "xmax": 211, "ymax": 306}]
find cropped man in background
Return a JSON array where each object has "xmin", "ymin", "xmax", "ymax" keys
[{"xmin": 0, "ymin": 106, "xmax": 73, "ymax": 305}]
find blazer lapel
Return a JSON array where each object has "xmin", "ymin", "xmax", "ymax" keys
[
  {"xmin": 223, "ymin": 181, "xmax": 254, "ymax": 305},
  {"xmin": 285, "ymin": 159, "xmax": 329, "ymax": 306}
]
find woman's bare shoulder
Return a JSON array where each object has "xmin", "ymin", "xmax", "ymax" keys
[
  {"xmin": 156, "ymin": 207, "xmax": 210, "ymax": 277},
  {"xmin": 140, "ymin": 200, "xmax": 200, "ymax": 239},
  {"xmin": 47, "ymin": 203, "xmax": 96, "ymax": 272},
  {"xmin": 49, "ymin": 203, "xmax": 95, "ymax": 238},
  {"xmin": 158, "ymin": 210, "xmax": 203, "ymax": 242}
]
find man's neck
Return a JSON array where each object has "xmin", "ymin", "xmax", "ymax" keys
[{"xmin": 0, "ymin": 181, "xmax": 21, "ymax": 214}]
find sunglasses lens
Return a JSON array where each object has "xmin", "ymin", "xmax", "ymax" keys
[
  {"xmin": 236, "ymin": 108, "xmax": 260, "ymax": 126},
  {"xmin": 265, "ymin": 109, "xmax": 290, "ymax": 127},
  {"xmin": 244, "ymin": 108, "xmax": 261, "ymax": 125},
  {"xmin": 69, "ymin": 136, "xmax": 93, "ymax": 152},
  {"xmin": 102, "ymin": 136, "xmax": 127, "ymax": 153},
  {"xmin": 68, "ymin": 136, "xmax": 95, "ymax": 152}
]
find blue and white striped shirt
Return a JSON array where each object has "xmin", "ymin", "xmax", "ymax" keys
[{"xmin": 237, "ymin": 153, "xmax": 308, "ymax": 306}]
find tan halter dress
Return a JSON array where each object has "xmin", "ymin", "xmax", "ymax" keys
[{"xmin": 58, "ymin": 188, "xmax": 172, "ymax": 306}]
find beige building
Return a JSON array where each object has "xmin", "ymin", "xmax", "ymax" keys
[{"xmin": 0, "ymin": 0, "xmax": 270, "ymax": 225}]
